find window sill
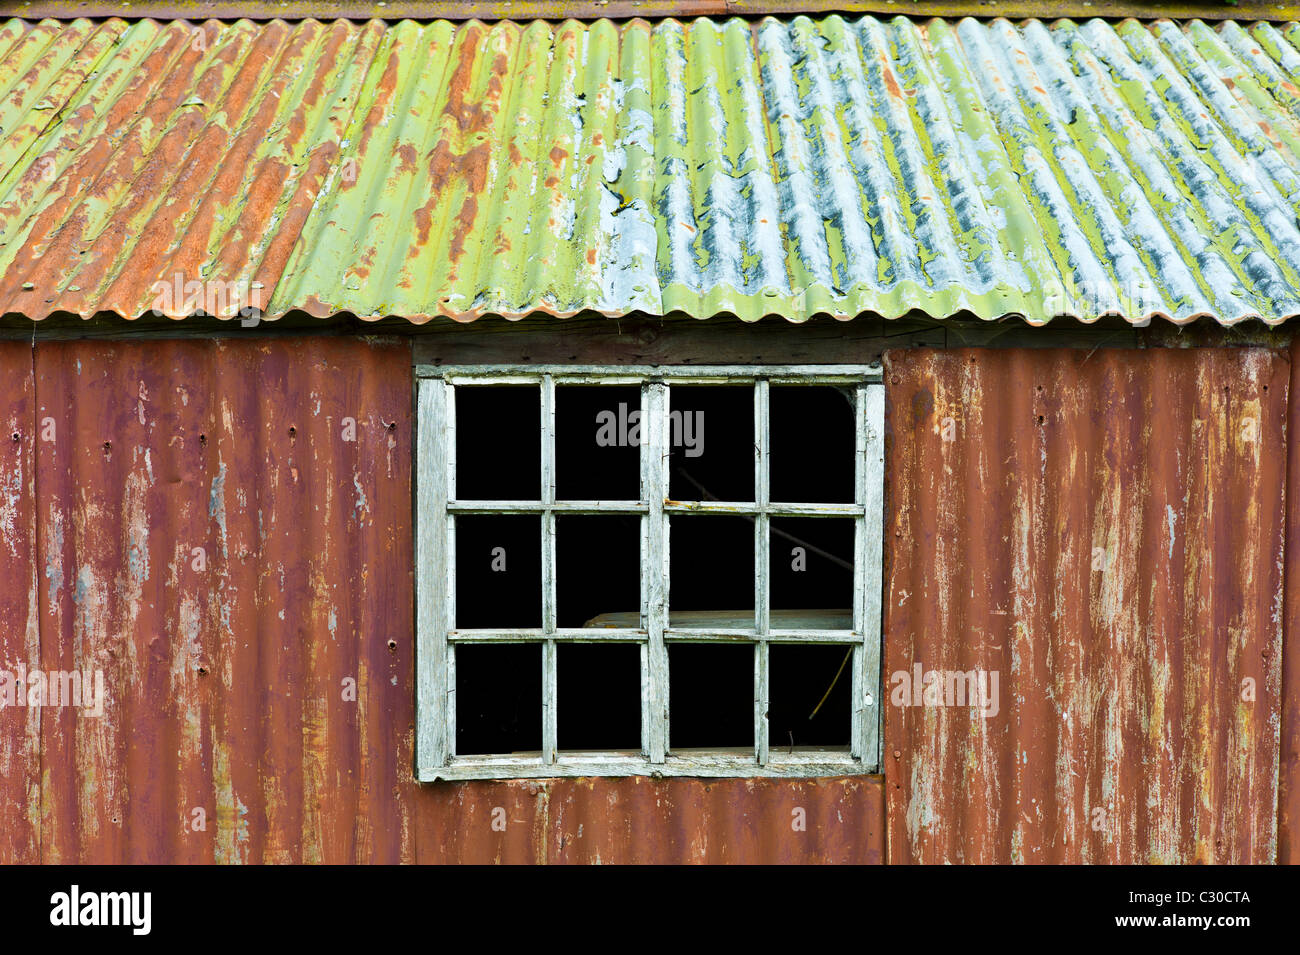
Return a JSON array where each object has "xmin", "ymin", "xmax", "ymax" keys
[{"xmin": 418, "ymin": 749, "xmax": 870, "ymax": 782}]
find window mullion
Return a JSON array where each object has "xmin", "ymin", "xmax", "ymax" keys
[
  {"xmin": 643, "ymin": 381, "xmax": 669, "ymax": 763},
  {"xmin": 417, "ymin": 378, "xmax": 452, "ymax": 771},
  {"xmin": 541, "ymin": 375, "xmax": 557, "ymax": 764},
  {"xmin": 853, "ymin": 382, "xmax": 885, "ymax": 769},
  {"xmin": 755, "ymin": 379, "xmax": 770, "ymax": 766},
  {"xmin": 446, "ymin": 387, "xmax": 458, "ymax": 761}
]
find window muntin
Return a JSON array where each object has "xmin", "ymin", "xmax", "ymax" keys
[{"xmin": 416, "ymin": 366, "xmax": 884, "ymax": 781}]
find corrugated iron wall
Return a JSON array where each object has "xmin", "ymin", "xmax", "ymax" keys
[
  {"xmin": 883, "ymin": 347, "xmax": 1288, "ymax": 863},
  {"xmin": 0, "ymin": 343, "xmax": 38, "ymax": 864},
  {"xmin": 1281, "ymin": 335, "xmax": 1300, "ymax": 865},
  {"xmin": 29, "ymin": 337, "xmax": 414, "ymax": 862},
  {"xmin": 3, "ymin": 335, "xmax": 1298, "ymax": 862},
  {"xmin": 0, "ymin": 336, "xmax": 883, "ymax": 864}
]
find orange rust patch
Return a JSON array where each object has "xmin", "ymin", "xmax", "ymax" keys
[
  {"xmin": 881, "ymin": 59, "xmax": 902, "ymax": 100},
  {"xmin": 394, "ymin": 143, "xmax": 418, "ymax": 176},
  {"xmin": 445, "ymin": 194, "xmax": 480, "ymax": 268},
  {"xmin": 411, "ymin": 138, "xmax": 490, "ymax": 259}
]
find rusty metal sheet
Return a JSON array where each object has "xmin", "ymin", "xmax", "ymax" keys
[
  {"xmin": 1, "ymin": 2, "xmax": 732, "ymax": 20},
  {"xmin": 884, "ymin": 347, "xmax": 1287, "ymax": 864},
  {"xmin": 31, "ymin": 337, "xmax": 414, "ymax": 862},
  {"xmin": 3, "ymin": 16, "xmax": 1300, "ymax": 325},
  {"xmin": 414, "ymin": 775, "xmax": 884, "ymax": 863},
  {"xmin": 0, "ymin": 341, "xmax": 37, "ymax": 865},
  {"xmin": 0, "ymin": 336, "xmax": 883, "ymax": 863},
  {"xmin": 1282, "ymin": 334, "xmax": 1300, "ymax": 865}
]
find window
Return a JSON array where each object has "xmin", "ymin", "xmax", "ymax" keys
[{"xmin": 415, "ymin": 366, "xmax": 884, "ymax": 780}]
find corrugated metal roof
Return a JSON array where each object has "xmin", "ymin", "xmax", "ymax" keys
[
  {"xmin": 10, "ymin": 2, "xmax": 1300, "ymax": 24},
  {"xmin": 884, "ymin": 347, "xmax": 1287, "ymax": 863},
  {"xmin": 3, "ymin": 14, "xmax": 1300, "ymax": 324}
]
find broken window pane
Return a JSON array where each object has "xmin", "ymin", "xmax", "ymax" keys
[
  {"xmin": 557, "ymin": 514, "xmax": 641, "ymax": 629},
  {"xmin": 455, "ymin": 385, "xmax": 540, "ymax": 500},
  {"xmin": 456, "ymin": 643, "xmax": 542, "ymax": 756},
  {"xmin": 557, "ymin": 643, "xmax": 641, "ymax": 752},
  {"xmin": 667, "ymin": 385, "xmax": 753, "ymax": 502},
  {"xmin": 769, "ymin": 517, "xmax": 854, "ymax": 622},
  {"xmin": 556, "ymin": 384, "xmax": 641, "ymax": 501},
  {"xmin": 768, "ymin": 644, "xmax": 852, "ymax": 750},
  {"xmin": 770, "ymin": 385, "xmax": 855, "ymax": 503},
  {"xmin": 669, "ymin": 515, "xmax": 754, "ymax": 624},
  {"xmin": 454, "ymin": 515, "xmax": 541, "ymax": 629},
  {"xmin": 669, "ymin": 643, "xmax": 754, "ymax": 750}
]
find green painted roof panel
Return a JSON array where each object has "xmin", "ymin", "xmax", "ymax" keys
[{"xmin": 2, "ymin": 15, "xmax": 1300, "ymax": 324}]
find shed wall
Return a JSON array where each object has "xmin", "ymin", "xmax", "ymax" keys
[
  {"xmin": 883, "ymin": 347, "xmax": 1287, "ymax": 863},
  {"xmin": 0, "ymin": 337, "xmax": 1293, "ymax": 862},
  {"xmin": 0, "ymin": 337, "xmax": 883, "ymax": 864},
  {"xmin": 0, "ymin": 343, "xmax": 37, "ymax": 863},
  {"xmin": 1281, "ymin": 334, "xmax": 1300, "ymax": 864}
]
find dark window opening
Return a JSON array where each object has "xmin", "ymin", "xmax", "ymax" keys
[
  {"xmin": 556, "ymin": 514, "xmax": 641, "ymax": 629},
  {"xmin": 556, "ymin": 384, "xmax": 641, "ymax": 501},
  {"xmin": 770, "ymin": 385, "xmax": 855, "ymax": 503},
  {"xmin": 455, "ymin": 386, "xmax": 540, "ymax": 500},
  {"xmin": 455, "ymin": 643, "xmax": 542, "ymax": 756},
  {"xmin": 768, "ymin": 644, "xmax": 853, "ymax": 750},
  {"xmin": 454, "ymin": 514, "xmax": 541, "ymax": 629},
  {"xmin": 669, "ymin": 643, "xmax": 754, "ymax": 751},
  {"xmin": 667, "ymin": 385, "xmax": 753, "ymax": 502},
  {"xmin": 557, "ymin": 643, "xmax": 641, "ymax": 752},
  {"xmin": 440, "ymin": 377, "xmax": 865, "ymax": 765},
  {"xmin": 668, "ymin": 515, "xmax": 754, "ymax": 622},
  {"xmin": 770, "ymin": 517, "xmax": 854, "ymax": 620}
]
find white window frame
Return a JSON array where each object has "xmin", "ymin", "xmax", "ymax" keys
[{"xmin": 415, "ymin": 364, "xmax": 884, "ymax": 781}]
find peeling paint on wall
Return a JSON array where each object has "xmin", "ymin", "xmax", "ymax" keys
[
  {"xmin": 884, "ymin": 347, "xmax": 1287, "ymax": 864},
  {"xmin": 0, "ymin": 337, "xmax": 883, "ymax": 863}
]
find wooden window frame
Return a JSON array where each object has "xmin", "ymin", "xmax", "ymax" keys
[{"xmin": 415, "ymin": 365, "xmax": 885, "ymax": 781}]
